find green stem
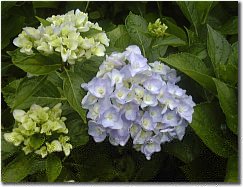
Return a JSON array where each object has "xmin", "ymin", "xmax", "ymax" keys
[
  {"xmin": 84, "ymin": 1, "xmax": 90, "ymax": 12},
  {"xmin": 157, "ymin": 2, "xmax": 163, "ymax": 19}
]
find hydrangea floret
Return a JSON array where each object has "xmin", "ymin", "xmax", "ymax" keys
[
  {"xmin": 4, "ymin": 103, "xmax": 72, "ymax": 158},
  {"xmin": 148, "ymin": 18, "xmax": 168, "ymax": 37},
  {"xmin": 13, "ymin": 9, "xmax": 110, "ymax": 64},
  {"xmin": 81, "ymin": 45, "xmax": 195, "ymax": 160}
]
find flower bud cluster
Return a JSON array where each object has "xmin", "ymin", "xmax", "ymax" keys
[
  {"xmin": 13, "ymin": 9, "xmax": 110, "ymax": 64},
  {"xmin": 81, "ymin": 45, "xmax": 195, "ymax": 160},
  {"xmin": 4, "ymin": 103, "xmax": 72, "ymax": 158},
  {"xmin": 148, "ymin": 18, "xmax": 168, "ymax": 37}
]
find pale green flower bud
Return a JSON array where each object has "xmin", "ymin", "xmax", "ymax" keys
[
  {"xmin": 148, "ymin": 18, "xmax": 168, "ymax": 37},
  {"xmin": 94, "ymin": 33, "xmax": 110, "ymax": 47},
  {"xmin": 62, "ymin": 32, "xmax": 79, "ymax": 50},
  {"xmin": 49, "ymin": 36, "xmax": 62, "ymax": 48},
  {"xmin": 13, "ymin": 32, "xmax": 34, "ymax": 55},
  {"xmin": 81, "ymin": 37, "xmax": 95, "ymax": 50},
  {"xmin": 48, "ymin": 103, "xmax": 62, "ymax": 119},
  {"xmin": 28, "ymin": 104, "xmax": 49, "ymax": 123},
  {"xmin": 85, "ymin": 49, "xmax": 92, "ymax": 59},
  {"xmin": 59, "ymin": 135, "xmax": 70, "ymax": 144},
  {"xmin": 35, "ymin": 146, "xmax": 48, "ymax": 158},
  {"xmin": 62, "ymin": 143, "xmax": 72, "ymax": 156},
  {"xmin": 90, "ymin": 22, "xmax": 102, "ymax": 31},
  {"xmin": 47, "ymin": 15, "xmax": 64, "ymax": 26},
  {"xmin": 60, "ymin": 46, "xmax": 71, "ymax": 62},
  {"xmin": 44, "ymin": 25, "xmax": 55, "ymax": 36},
  {"xmin": 17, "ymin": 125, "xmax": 39, "ymax": 136},
  {"xmin": 91, "ymin": 44, "xmax": 106, "ymax": 57},
  {"xmin": 50, "ymin": 120, "xmax": 67, "ymax": 133},
  {"xmin": 13, "ymin": 109, "xmax": 26, "ymax": 123},
  {"xmin": 58, "ymin": 135, "xmax": 72, "ymax": 156},
  {"xmin": 4, "ymin": 131, "xmax": 24, "ymax": 146},
  {"xmin": 23, "ymin": 27, "xmax": 41, "ymax": 40},
  {"xmin": 22, "ymin": 145, "xmax": 33, "ymax": 155},
  {"xmin": 46, "ymin": 140, "xmax": 62, "ymax": 153},
  {"xmin": 41, "ymin": 121, "xmax": 53, "ymax": 135},
  {"xmin": 36, "ymin": 41, "xmax": 53, "ymax": 54},
  {"xmin": 21, "ymin": 118, "xmax": 37, "ymax": 131}
]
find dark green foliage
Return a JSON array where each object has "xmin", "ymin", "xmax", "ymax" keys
[{"xmin": 1, "ymin": 1, "xmax": 238, "ymax": 183}]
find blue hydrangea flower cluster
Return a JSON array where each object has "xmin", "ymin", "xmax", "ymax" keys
[{"xmin": 81, "ymin": 45, "xmax": 195, "ymax": 160}]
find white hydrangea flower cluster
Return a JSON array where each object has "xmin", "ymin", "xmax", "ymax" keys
[
  {"xmin": 13, "ymin": 9, "xmax": 110, "ymax": 64},
  {"xmin": 4, "ymin": 103, "xmax": 72, "ymax": 158},
  {"xmin": 81, "ymin": 45, "xmax": 196, "ymax": 160}
]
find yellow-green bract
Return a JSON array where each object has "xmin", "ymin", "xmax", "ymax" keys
[{"xmin": 4, "ymin": 103, "xmax": 72, "ymax": 158}]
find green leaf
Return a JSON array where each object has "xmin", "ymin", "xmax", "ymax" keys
[
  {"xmin": 148, "ymin": 44, "xmax": 167, "ymax": 62},
  {"xmin": 81, "ymin": 28, "xmax": 102, "ymax": 38},
  {"xmin": 219, "ymin": 16, "xmax": 238, "ymax": 35},
  {"xmin": 35, "ymin": 16, "xmax": 51, "ymax": 27},
  {"xmin": 8, "ymin": 49, "xmax": 62, "ymax": 75},
  {"xmin": 207, "ymin": 25, "xmax": 231, "ymax": 77},
  {"xmin": 213, "ymin": 79, "xmax": 238, "ymax": 134},
  {"xmin": 3, "ymin": 79, "xmax": 65, "ymax": 110},
  {"xmin": 2, "ymin": 76, "xmax": 47, "ymax": 110},
  {"xmin": 74, "ymin": 57, "xmax": 102, "ymax": 82},
  {"xmin": 134, "ymin": 153, "xmax": 164, "ymax": 181},
  {"xmin": 221, "ymin": 41, "xmax": 238, "ymax": 85},
  {"xmin": 163, "ymin": 128, "xmax": 205, "ymax": 163},
  {"xmin": 29, "ymin": 158, "xmax": 46, "ymax": 175},
  {"xmin": 107, "ymin": 25, "xmax": 132, "ymax": 50},
  {"xmin": 1, "ymin": 15, "xmax": 25, "ymax": 49},
  {"xmin": 25, "ymin": 79, "xmax": 66, "ymax": 108},
  {"xmin": 61, "ymin": 69, "xmax": 87, "ymax": 123},
  {"xmin": 227, "ymin": 41, "xmax": 238, "ymax": 66},
  {"xmin": 162, "ymin": 18, "xmax": 187, "ymax": 42},
  {"xmin": 185, "ymin": 43, "xmax": 208, "ymax": 60},
  {"xmin": 89, "ymin": 11, "xmax": 101, "ymax": 19},
  {"xmin": 47, "ymin": 71, "xmax": 63, "ymax": 89},
  {"xmin": 2, "ymin": 153, "xmax": 35, "ymax": 182},
  {"xmin": 1, "ymin": 133, "xmax": 19, "ymax": 160},
  {"xmin": 1, "ymin": 1, "xmax": 17, "ymax": 15},
  {"xmin": 152, "ymin": 35, "xmax": 186, "ymax": 48},
  {"xmin": 217, "ymin": 64, "xmax": 237, "ymax": 86},
  {"xmin": 160, "ymin": 53, "xmax": 217, "ymax": 95},
  {"xmin": 2, "ymin": 78, "xmax": 21, "ymax": 108},
  {"xmin": 46, "ymin": 154, "xmax": 62, "ymax": 182},
  {"xmin": 180, "ymin": 154, "xmax": 226, "ymax": 182},
  {"xmin": 184, "ymin": 27, "xmax": 196, "ymax": 46},
  {"xmin": 225, "ymin": 154, "xmax": 238, "ymax": 182},
  {"xmin": 70, "ymin": 143, "xmax": 117, "ymax": 181},
  {"xmin": 66, "ymin": 118, "xmax": 89, "ymax": 147},
  {"xmin": 115, "ymin": 156, "xmax": 135, "ymax": 181},
  {"xmin": 125, "ymin": 12, "xmax": 152, "ymax": 57},
  {"xmin": 33, "ymin": 2, "xmax": 59, "ymax": 9},
  {"xmin": 217, "ymin": 41, "xmax": 238, "ymax": 85},
  {"xmin": 190, "ymin": 103, "xmax": 236, "ymax": 158},
  {"xmin": 29, "ymin": 134, "xmax": 45, "ymax": 149},
  {"xmin": 177, "ymin": 2, "xmax": 213, "ymax": 33},
  {"xmin": 195, "ymin": 2, "xmax": 214, "ymax": 24},
  {"xmin": 1, "ymin": 62, "xmax": 15, "ymax": 76}
]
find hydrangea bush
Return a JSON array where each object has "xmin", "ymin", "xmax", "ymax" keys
[
  {"xmin": 82, "ymin": 45, "xmax": 195, "ymax": 160},
  {"xmin": 1, "ymin": 1, "xmax": 238, "ymax": 183}
]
